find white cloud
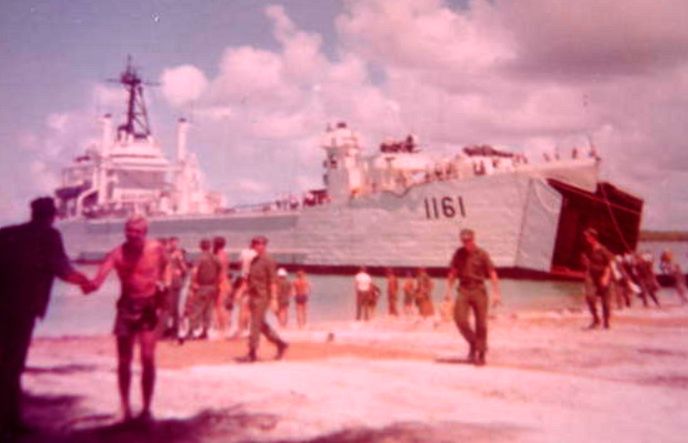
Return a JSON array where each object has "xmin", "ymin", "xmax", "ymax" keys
[
  {"xmin": 497, "ymin": 0, "xmax": 688, "ymax": 75},
  {"xmin": 194, "ymin": 106, "xmax": 234, "ymax": 121},
  {"xmin": 160, "ymin": 64, "xmax": 209, "ymax": 107},
  {"xmin": 29, "ymin": 160, "xmax": 60, "ymax": 193},
  {"xmin": 46, "ymin": 113, "xmax": 70, "ymax": 134},
  {"xmin": 14, "ymin": 0, "xmax": 688, "ymax": 229}
]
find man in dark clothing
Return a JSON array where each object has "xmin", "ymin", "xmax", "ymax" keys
[
  {"xmin": 189, "ymin": 239, "xmax": 221, "ymax": 339},
  {"xmin": 581, "ymin": 228, "xmax": 614, "ymax": 329},
  {"xmin": 635, "ymin": 252, "xmax": 661, "ymax": 308},
  {"xmin": 0, "ymin": 197, "xmax": 93, "ymax": 436},
  {"xmin": 385, "ymin": 268, "xmax": 399, "ymax": 316},
  {"xmin": 446, "ymin": 228, "xmax": 501, "ymax": 366},
  {"xmin": 238, "ymin": 236, "xmax": 288, "ymax": 362}
]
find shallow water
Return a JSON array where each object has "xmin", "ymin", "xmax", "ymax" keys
[
  {"xmin": 35, "ymin": 266, "xmax": 584, "ymax": 337},
  {"xmin": 28, "ymin": 241, "xmax": 688, "ymax": 337}
]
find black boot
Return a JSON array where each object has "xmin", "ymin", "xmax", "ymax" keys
[
  {"xmin": 237, "ymin": 349, "xmax": 257, "ymax": 363},
  {"xmin": 466, "ymin": 344, "xmax": 476, "ymax": 363},
  {"xmin": 586, "ymin": 318, "xmax": 600, "ymax": 329},
  {"xmin": 275, "ymin": 341, "xmax": 289, "ymax": 360},
  {"xmin": 475, "ymin": 351, "xmax": 486, "ymax": 366}
]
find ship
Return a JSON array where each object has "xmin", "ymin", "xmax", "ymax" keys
[{"xmin": 55, "ymin": 60, "xmax": 643, "ymax": 278}]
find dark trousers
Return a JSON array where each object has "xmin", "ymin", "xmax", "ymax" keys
[
  {"xmin": 454, "ymin": 287, "xmax": 488, "ymax": 353},
  {"xmin": 613, "ymin": 280, "xmax": 632, "ymax": 308},
  {"xmin": 249, "ymin": 296, "xmax": 283, "ymax": 352},
  {"xmin": 586, "ymin": 284, "xmax": 611, "ymax": 326},
  {"xmin": 638, "ymin": 280, "xmax": 661, "ymax": 307},
  {"xmin": 0, "ymin": 311, "xmax": 36, "ymax": 431},
  {"xmin": 189, "ymin": 285, "xmax": 216, "ymax": 334},
  {"xmin": 161, "ymin": 284, "xmax": 183, "ymax": 335},
  {"xmin": 356, "ymin": 290, "xmax": 370, "ymax": 320},
  {"xmin": 388, "ymin": 294, "xmax": 398, "ymax": 316}
]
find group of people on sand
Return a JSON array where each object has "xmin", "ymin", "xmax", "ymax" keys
[
  {"xmin": 354, "ymin": 267, "xmax": 448, "ymax": 322},
  {"xmin": 0, "ymin": 198, "xmax": 293, "ymax": 437},
  {"xmin": 1, "ymin": 196, "xmax": 685, "ymax": 439},
  {"xmin": 153, "ymin": 236, "xmax": 313, "ymax": 342},
  {"xmin": 581, "ymin": 227, "xmax": 686, "ymax": 330},
  {"xmin": 354, "ymin": 229, "xmax": 502, "ymax": 368}
]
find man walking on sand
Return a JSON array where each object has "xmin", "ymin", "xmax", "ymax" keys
[
  {"xmin": 581, "ymin": 228, "xmax": 614, "ymax": 329},
  {"xmin": 446, "ymin": 229, "xmax": 501, "ymax": 366},
  {"xmin": 89, "ymin": 215, "xmax": 168, "ymax": 422},
  {"xmin": 238, "ymin": 236, "xmax": 288, "ymax": 362},
  {"xmin": 0, "ymin": 197, "xmax": 94, "ymax": 437},
  {"xmin": 188, "ymin": 238, "xmax": 221, "ymax": 339},
  {"xmin": 354, "ymin": 267, "xmax": 372, "ymax": 321},
  {"xmin": 385, "ymin": 268, "xmax": 399, "ymax": 316}
]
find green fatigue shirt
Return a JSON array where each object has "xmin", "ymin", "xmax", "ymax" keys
[
  {"xmin": 582, "ymin": 245, "xmax": 613, "ymax": 286},
  {"xmin": 248, "ymin": 253, "xmax": 277, "ymax": 300},
  {"xmin": 449, "ymin": 246, "xmax": 495, "ymax": 290},
  {"xmin": 417, "ymin": 274, "xmax": 432, "ymax": 294},
  {"xmin": 196, "ymin": 251, "xmax": 221, "ymax": 286},
  {"xmin": 169, "ymin": 249, "xmax": 187, "ymax": 289},
  {"xmin": 277, "ymin": 278, "xmax": 291, "ymax": 305}
]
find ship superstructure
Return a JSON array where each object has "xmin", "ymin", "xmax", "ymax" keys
[
  {"xmin": 55, "ymin": 59, "xmax": 220, "ymax": 220},
  {"xmin": 56, "ymin": 61, "xmax": 643, "ymax": 277}
]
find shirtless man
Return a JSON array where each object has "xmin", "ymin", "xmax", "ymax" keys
[
  {"xmin": 292, "ymin": 269, "xmax": 311, "ymax": 328},
  {"xmin": 89, "ymin": 215, "xmax": 167, "ymax": 421}
]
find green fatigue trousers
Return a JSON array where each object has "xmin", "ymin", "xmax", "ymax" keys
[
  {"xmin": 248, "ymin": 295, "xmax": 283, "ymax": 352},
  {"xmin": 454, "ymin": 285, "xmax": 489, "ymax": 353},
  {"xmin": 356, "ymin": 290, "xmax": 370, "ymax": 321},
  {"xmin": 585, "ymin": 282, "xmax": 611, "ymax": 326},
  {"xmin": 190, "ymin": 285, "xmax": 216, "ymax": 334}
]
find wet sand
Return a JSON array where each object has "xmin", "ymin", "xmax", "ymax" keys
[
  {"xmin": 21, "ymin": 300, "xmax": 688, "ymax": 442},
  {"xmin": 28, "ymin": 335, "xmax": 434, "ymax": 369}
]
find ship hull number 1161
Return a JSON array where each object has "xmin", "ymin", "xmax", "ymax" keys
[{"xmin": 423, "ymin": 196, "xmax": 466, "ymax": 220}]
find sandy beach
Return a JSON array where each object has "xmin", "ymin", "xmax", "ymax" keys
[{"xmin": 21, "ymin": 300, "xmax": 688, "ymax": 442}]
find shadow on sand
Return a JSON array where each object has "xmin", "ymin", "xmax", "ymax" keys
[
  {"xmin": 19, "ymin": 392, "xmax": 278, "ymax": 443},
  {"xmin": 18, "ymin": 392, "xmax": 525, "ymax": 442},
  {"xmin": 25, "ymin": 364, "xmax": 100, "ymax": 376},
  {"xmin": 280, "ymin": 421, "xmax": 526, "ymax": 443},
  {"xmin": 434, "ymin": 356, "xmax": 476, "ymax": 365}
]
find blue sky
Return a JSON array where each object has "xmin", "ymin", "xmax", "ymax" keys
[{"xmin": 1, "ymin": 0, "xmax": 687, "ymax": 229}]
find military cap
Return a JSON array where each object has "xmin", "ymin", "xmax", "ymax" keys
[
  {"xmin": 251, "ymin": 235, "xmax": 268, "ymax": 246},
  {"xmin": 459, "ymin": 228, "xmax": 475, "ymax": 240}
]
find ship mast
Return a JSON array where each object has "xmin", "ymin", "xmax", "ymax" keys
[{"xmin": 108, "ymin": 55, "xmax": 158, "ymax": 140}]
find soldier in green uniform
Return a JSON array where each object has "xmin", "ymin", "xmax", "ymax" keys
[
  {"xmin": 385, "ymin": 268, "xmax": 399, "ymax": 316},
  {"xmin": 189, "ymin": 238, "xmax": 221, "ymax": 339},
  {"xmin": 446, "ymin": 229, "xmax": 501, "ymax": 366},
  {"xmin": 415, "ymin": 268, "xmax": 435, "ymax": 318},
  {"xmin": 239, "ymin": 236, "xmax": 288, "ymax": 362},
  {"xmin": 581, "ymin": 228, "xmax": 614, "ymax": 329}
]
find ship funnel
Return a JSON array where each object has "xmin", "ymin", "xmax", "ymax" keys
[
  {"xmin": 176, "ymin": 117, "xmax": 189, "ymax": 162},
  {"xmin": 97, "ymin": 114, "xmax": 113, "ymax": 205},
  {"xmin": 175, "ymin": 117, "xmax": 190, "ymax": 213},
  {"xmin": 100, "ymin": 113, "xmax": 113, "ymax": 156}
]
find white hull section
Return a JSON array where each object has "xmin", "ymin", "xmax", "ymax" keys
[{"xmin": 60, "ymin": 174, "xmax": 563, "ymax": 273}]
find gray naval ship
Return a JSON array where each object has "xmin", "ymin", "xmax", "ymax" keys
[{"xmin": 55, "ymin": 61, "xmax": 643, "ymax": 278}]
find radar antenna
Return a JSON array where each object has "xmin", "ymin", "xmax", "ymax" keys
[{"xmin": 108, "ymin": 55, "xmax": 159, "ymax": 140}]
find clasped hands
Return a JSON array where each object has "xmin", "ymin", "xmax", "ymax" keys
[{"xmin": 79, "ymin": 279, "xmax": 98, "ymax": 295}]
